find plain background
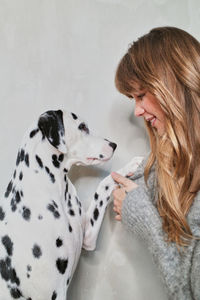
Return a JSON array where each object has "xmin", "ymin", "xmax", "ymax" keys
[{"xmin": 0, "ymin": 1, "xmax": 200, "ymax": 299}]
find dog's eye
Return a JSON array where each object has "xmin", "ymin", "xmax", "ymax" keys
[{"xmin": 78, "ymin": 123, "xmax": 89, "ymax": 134}]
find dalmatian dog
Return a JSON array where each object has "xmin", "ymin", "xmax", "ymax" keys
[{"xmin": 0, "ymin": 110, "xmax": 117, "ymax": 300}]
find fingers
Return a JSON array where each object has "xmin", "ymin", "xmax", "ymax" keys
[
  {"xmin": 115, "ymin": 214, "xmax": 121, "ymax": 221},
  {"xmin": 112, "ymin": 187, "xmax": 127, "ymax": 203},
  {"xmin": 111, "ymin": 171, "xmax": 138, "ymax": 222},
  {"xmin": 112, "ymin": 186, "xmax": 127, "ymax": 221},
  {"xmin": 111, "ymin": 172, "xmax": 138, "ymax": 192},
  {"xmin": 126, "ymin": 172, "xmax": 134, "ymax": 178},
  {"xmin": 113, "ymin": 204, "xmax": 122, "ymax": 221},
  {"xmin": 111, "ymin": 172, "xmax": 132, "ymax": 187}
]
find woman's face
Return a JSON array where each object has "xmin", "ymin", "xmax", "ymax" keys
[{"xmin": 131, "ymin": 90, "xmax": 165, "ymax": 135}]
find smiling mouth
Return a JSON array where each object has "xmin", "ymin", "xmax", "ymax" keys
[{"xmin": 146, "ymin": 117, "xmax": 156, "ymax": 127}]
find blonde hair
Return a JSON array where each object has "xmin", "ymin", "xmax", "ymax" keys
[{"xmin": 115, "ymin": 27, "xmax": 200, "ymax": 246}]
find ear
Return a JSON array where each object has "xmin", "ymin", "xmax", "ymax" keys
[{"xmin": 38, "ymin": 110, "xmax": 67, "ymax": 154}]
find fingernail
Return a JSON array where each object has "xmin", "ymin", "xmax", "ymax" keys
[{"xmin": 111, "ymin": 172, "xmax": 117, "ymax": 177}]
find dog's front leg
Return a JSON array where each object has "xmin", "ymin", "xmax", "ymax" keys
[{"xmin": 82, "ymin": 156, "xmax": 144, "ymax": 251}]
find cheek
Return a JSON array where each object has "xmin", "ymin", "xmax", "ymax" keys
[
  {"xmin": 157, "ymin": 107, "xmax": 165, "ymax": 121},
  {"xmin": 149, "ymin": 102, "xmax": 165, "ymax": 120}
]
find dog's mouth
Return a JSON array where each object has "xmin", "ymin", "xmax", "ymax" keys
[{"xmin": 87, "ymin": 157, "xmax": 110, "ymax": 163}]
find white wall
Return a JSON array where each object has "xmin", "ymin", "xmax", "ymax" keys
[{"xmin": 0, "ymin": 0, "xmax": 199, "ymax": 299}]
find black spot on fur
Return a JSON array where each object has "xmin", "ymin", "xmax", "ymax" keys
[
  {"xmin": 71, "ymin": 113, "xmax": 78, "ymax": 120},
  {"xmin": 35, "ymin": 155, "xmax": 43, "ymax": 168},
  {"xmin": 64, "ymin": 168, "xmax": 68, "ymax": 173},
  {"xmin": 11, "ymin": 191, "xmax": 21, "ymax": 212},
  {"xmin": 56, "ymin": 258, "xmax": 68, "ymax": 274},
  {"xmin": 2, "ymin": 235, "xmax": 13, "ymax": 256},
  {"xmin": 68, "ymin": 224, "xmax": 72, "ymax": 232},
  {"xmin": 52, "ymin": 200, "xmax": 58, "ymax": 208},
  {"xmin": 11, "ymin": 199, "xmax": 17, "ymax": 212},
  {"xmin": 45, "ymin": 166, "xmax": 50, "ymax": 173},
  {"xmin": 12, "ymin": 186, "xmax": 16, "ymax": 194},
  {"xmin": 56, "ymin": 238, "xmax": 63, "ymax": 247},
  {"xmin": 50, "ymin": 173, "xmax": 55, "ymax": 183},
  {"xmin": 27, "ymin": 265, "xmax": 32, "ymax": 272},
  {"xmin": 0, "ymin": 206, "xmax": 5, "ymax": 221},
  {"xmin": 19, "ymin": 172, "xmax": 23, "ymax": 181},
  {"xmin": 45, "ymin": 167, "xmax": 55, "ymax": 183},
  {"xmin": 93, "ymin": 208, "xmax": 99, "ymax": 221},
  {"xmin": 26, "ymin": 265, "xmax": 32, "ymax": 278},
  {"xmin": 38, "ymin": 215, "xmax": 43, "ymax": 220},
  {"xmin": 16, "ymin": 191, "xmax": 21, "ymax": 203},
  {"xmin": 76, "ymin": 197, "xmax": 79, "ymax": 205},
  {"xmin": 10, "ymin": 287, "xmax": 22, "ymax": 298},
  {"xmin": 5, "ymin": 181, "xmax": 13, "ymax": 198},
  {"xmin": 16, "ymin": 149, "xmax": 25, "ymax": 166},
  {"xmin": 13, "ymin": 170, "xmax": 16, "ymax": 179},
  {"xmin": 59, "ymin": 154, "xmax": 64, "ymax": 162},
  {"xmin": 52, "ymin": 291, "xmax": 57, "ymax": 300},
  {"xmin": 79, "ymin": 208, "xmax": 81, "ymax": 216},
  {"xmin": 22, "ymin": 206, "xmax": 31, "ymax": 221},
  {"xmin": 90, "ymin": 219, "xmax": 94, "ymax": 226},
  {"xmin": 69, "ymin": 209, "xmax": 75, "ymax": 216},
  {"xmin": 16, "ymin": 152, "xmax": 20, "ymax": 166},
  {"xmin": 94, "ymin": 193, "xmax": 99, "ymax": 200},
  {"xmin": 68, "ymin": 199, "xmax": 72, "ymax": 208},
  {"xmin": 99, "ymin": 200, "xmax": 103, "ymax": 207},
  {"xmin": 32, "ymin": 244, "xmax": 42, "ymax": 258},
  {"xmin": 52, "ymin": 155, "xmax": 60, "ymax": 168},
  {"xmin": 67, "ymin": 278, "xmax": 70, "ymax": 285},
  {"xmin": 25, "ymin": 153, "xmax": 29, "ymax": 167},
  {"xmin": 105, "ymin": 186, "xmax": 109, "ymax": 190},
  {"xmin": 21, "ymin": 149, "xmax": 25, "ymax": 161},
  {"xmin": 30, "ymin": 128, "xmax": 39, "ymax": 138},
  {"xmin": 47, "ymin": 203, "xmax": 60, "ymax": 219},
  {"xmin": 99, "ymin": 154, "xmax": 104, "ymax": 159},
  {"xmin": 64, "ymin": 183, "xmax": 68, "ymax": 201},
  {"xmin": 0, "ymin": 256, "xmax": 20, "ymax": 285}
]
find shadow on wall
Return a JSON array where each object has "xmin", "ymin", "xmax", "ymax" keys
[
  {"xmin": 69, "ymin": 164, "xmax": 110, "ymax": 210},
  {"xmin": 107, "ymin": 96, "xmax": 149, "ymax": 159}
]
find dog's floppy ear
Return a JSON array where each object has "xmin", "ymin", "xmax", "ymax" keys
[{"xmin": 38, "ymin": 110, "xmax": 67, "ymax": 153}]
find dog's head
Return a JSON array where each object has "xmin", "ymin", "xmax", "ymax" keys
[{"xmin": 38, "ymin": 110, "xmax": 117, "ymax": 166}]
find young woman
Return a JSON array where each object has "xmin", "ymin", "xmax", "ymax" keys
[{"xmin": 111, "ymin": 27, "xmax": 200, "ymax": 299}]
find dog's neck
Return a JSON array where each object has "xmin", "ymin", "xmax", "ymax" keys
[{"xmin": 33, "ymin": 140, "xmax": 81, "ymax": 174}]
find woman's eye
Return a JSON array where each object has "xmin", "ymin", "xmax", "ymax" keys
[
  {"xmin": 137, "ymin": 93, "xmax": 145, "ymax": 100},
  {"xmin": 78, "ymin": 123, "xmax": 89, "ymax": 134}
]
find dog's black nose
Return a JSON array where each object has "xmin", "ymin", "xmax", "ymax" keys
[{"xmin": 109, "ymin": 142, "xmax": 117, "ymax": 151}]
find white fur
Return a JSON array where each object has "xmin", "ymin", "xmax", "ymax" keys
[
  {"xmin": 0, "ymin": 110, "xmax": 116, "ymax": 300},
  {"xmin": 83, "ymin": 156, "xmax": 144, "ymax": 250}
]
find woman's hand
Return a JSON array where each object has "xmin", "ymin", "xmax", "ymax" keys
[{"xmin": 111, "ymin": 172, "xmax": 138, "ymax": 221}]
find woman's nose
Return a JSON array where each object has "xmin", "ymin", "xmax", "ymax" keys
[{"xmin": 134, "ymin": 103, "xmax": 145, "ymax": 117}]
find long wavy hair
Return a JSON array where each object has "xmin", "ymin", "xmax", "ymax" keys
[{"xmin": 115, "ymin": 26, "xmax": 200, "ymax": 246}]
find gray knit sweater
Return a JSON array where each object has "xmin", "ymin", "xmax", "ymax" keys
[{"xmin": 122, "ymin": 157, "xmax": 200, "ymax": 300}]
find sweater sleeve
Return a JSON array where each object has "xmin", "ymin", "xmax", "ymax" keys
[
  {"xmin": 187, "ymin": 195, "xmax": 200, "ymax": 300},
  {"xmin": 122, "ymin": 174, "xmax": 200, "ymax": 299}
]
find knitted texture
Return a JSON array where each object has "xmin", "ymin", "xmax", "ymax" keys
[{"xmin": 122, "ymin": 157, "xmax": 200, "ymax": 300}]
